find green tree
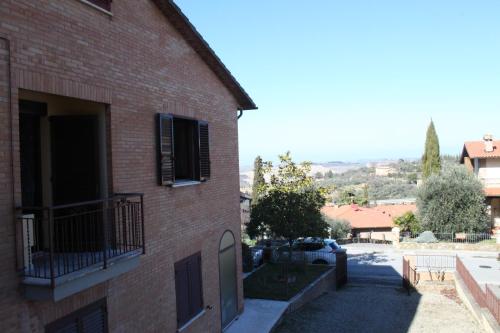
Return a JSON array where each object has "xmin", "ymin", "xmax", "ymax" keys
[
  {"xmin": 416, "ymin": 165, "xmax": 489, "ymax": 232},
  {"xmin": 393, "ymin": 211, "xmax": 421, "ymax": 233},
  {"xmin": 314, "ymin": 171, "xmax": 323, "ymax": 179},
  {"xmin": 325, "ymin": 170, "xmax": 334, "ymax": 178},
  {"xmin": 422, "ymin": 120, "xmax": 441, "ymax": 179},
  {"xmin": 252, "ymin": 155, "xmax": 265, "ymax": 203},
  {"xmin": 326, "ymin": 218, "xmax": 352, "ymax": 239},
  {"xmin": 246, "ymin": 152, "xmax": 329, "ymax": 244},
  {"xmin": 407, "ymin": 173, "xmax": 418, "ymax": 184}
]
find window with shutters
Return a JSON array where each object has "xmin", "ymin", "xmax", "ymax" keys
[
  {"xmin": 174, "ymin": 252, "xmax": 204, "ymax": 328},
  {"xmin": 45, "ymin": 299, "xmax": 108, "ymax": 333},
  {"xmin": 157, "ymin": 114, "xmax": 210, "ymax": 186}
]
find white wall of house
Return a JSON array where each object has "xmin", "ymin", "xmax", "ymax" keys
[{"xmin": 477, "ymin": 158, "xmax": 500, "ymax": 188}]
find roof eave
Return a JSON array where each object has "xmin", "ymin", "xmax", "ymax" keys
[{"xmin": 152, "ymin": 0, "xmax": 257, "ymax": 111}]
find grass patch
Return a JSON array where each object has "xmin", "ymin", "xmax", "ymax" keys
[{"xmin": 244, "ymin": 263, "xmax": 331, "ymax": 301}]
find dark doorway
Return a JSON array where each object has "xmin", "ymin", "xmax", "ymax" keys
[
  {"xmin": 50, "ymin": 115, "xmax": 103, "ymax": 253},
  {"xmin": 50, "ymin": 115, "xmax": 101, "ymax": 205}
]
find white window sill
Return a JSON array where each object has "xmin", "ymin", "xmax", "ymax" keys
[
  {"xmin": 78, "ymin": 0, "xmax": 113, "ymax": 16},
  {"xmin": 177, "ymin": 309, "xmax": 206, "ymax": 333},
  {"xmin": 172, "ymin": 180, "xmax": 201, "ymax": 188}
]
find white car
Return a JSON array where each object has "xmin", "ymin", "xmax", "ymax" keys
[{"xmin": 275, "ymin": 239, "xmax": 339, "ymax": 265}]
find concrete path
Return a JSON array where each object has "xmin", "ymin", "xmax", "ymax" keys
[
  {"xmin": 224, "ymin": 299, "xmax": 289, "ymax": 333},
  {"xmin": 458, "ymin": 254, "xmax": 500, "ymax": 289},
  {"xmin": 345, "ymin": 244, "xmax": 403, "ymax": 286},
  {"xmin": 274, "ymin": 284, "xmax": 484, "ymax": 333},
  {"xmin": 276, "ymin": 244, "xmax": 484, "ymax": 332}
]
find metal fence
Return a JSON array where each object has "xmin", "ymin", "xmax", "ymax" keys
[
  {"xmin": 414, "ymin": 255, "xmax": 456, "ymax": 271},
  {"xmin": 401, "ymin": 231, "xmax": 493, "ymax": 244},
  {"xmin": 17, "ymin": 193, "xmax": 145, "ymax": 287},
  {"xmin": 403, "ymin": 255, "xmax": 456, "ymax": 292},
  {"xmin": 456, "ymin": 257, "xmax": 500, "ymax": 324}
]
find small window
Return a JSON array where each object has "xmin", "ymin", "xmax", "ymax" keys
[
  {"xmin": 86, "ymin": 0, "xmax": 112, "ymax": 11},
  {"xmin": 157, "ymin": 114, "xmax": 210, "ymax": 186},
  {"xmin": 45, "ymin": 299, "xmax": 108, "ymax": 333},
  {"xmin": 174, "ymin": 252, "xmax": 204, "ymax": 328}
]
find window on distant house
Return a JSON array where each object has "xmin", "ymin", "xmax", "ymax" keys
[
  {"xmin": 157, "ymin": 114, "xmax": 210, "ymax": 186},
  {"xmin": 174, "ymin": 252, "xmax": 204, "ymax": 328},
  {"xmin": 45, "ymin": 299, "xmax": 108, "ymax": 333},
  {"xmin": 86, "ymin": 0, "xmax": 112, "ymax": 12}
]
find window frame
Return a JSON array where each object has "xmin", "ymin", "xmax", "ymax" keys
[{"xmin": 157, "ymin": 113, "xmax": 210, "ymax": 186}]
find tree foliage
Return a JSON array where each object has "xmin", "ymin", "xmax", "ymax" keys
[
  {"xmin": 326, "ymin": 218, "xmax": 352, "ymax": 239},
  {"xmin": 416, "ymin": 166, "xmax": 489, "ymax": 232},
  {"xmin": 252, "ymin": 155, "xmax": 265, "ymax": 203},
  {"xmin": 393, "ymin": 211, "xmax": 421, "ymax": 233},
  {"xmin": 422, "ymin": 121, "xmax": 441, "ymax": 179},
  {"xmin": 246, "ymin": 152, "xmax": 329, "ymax": 243}
]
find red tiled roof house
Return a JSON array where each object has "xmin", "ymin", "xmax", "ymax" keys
[
  {"xmin": 460, "ymin": 135, "xmax": 500, "ymax": 231},
  {"xmin": 0, "ymin": 1, "xmax": 256, "ymax": 332},
  {"xmin": 322, "ymin": 204, "xmax": 417, "ymax": 241}
]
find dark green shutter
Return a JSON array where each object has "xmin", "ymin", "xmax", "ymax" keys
[
  {"xmin": 198, "ymin": 122, "xmax": 210, "ymax": 181},
  {"xmin": 157, "ymin": 114, "xmax": 174, "ymax": 185}
]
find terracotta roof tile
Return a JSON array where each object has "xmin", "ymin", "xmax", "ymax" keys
[
  {"xmin": 485, "ymin": 188, "xmax": 500, "ymax": 197},
  {"xmin": 322, "ymin": 204, "xmax": 417, "ymax": 229},
  {"xmin": 462, "ymin": 141, "xmax": 500, "ymax": 159}
]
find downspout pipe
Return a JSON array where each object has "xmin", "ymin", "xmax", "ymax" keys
[
  {"xmin": 1, "ymin": 37, "xmax": 14, "ymax": 207},
  {"xmin": 237, "ymin": 109, "xmax": 243, "ymax": 120}
]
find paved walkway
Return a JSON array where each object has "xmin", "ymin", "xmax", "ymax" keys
[
  {"xmin": 274, "ymin": 284, "xmax": 484, "ymax": 333},
  {"xmin": 459, "ymin": 254, "xmax": 500, "ymax": 289},
  {"xmin": 224, "ymin": 299, "xmax": 289, "ymax": 333},
  {"xmin": 276, "ymin": 244, "xmax": 484, "ymax": 332}
]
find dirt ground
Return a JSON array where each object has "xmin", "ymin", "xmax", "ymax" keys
[{"xmin": 274, "ymin": 284, "xmax": 484, "ymax": 333}]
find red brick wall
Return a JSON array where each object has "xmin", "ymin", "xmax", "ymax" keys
[{"xmin": 0, "ymin": 1, "xmax": 244, "ymax": 332}]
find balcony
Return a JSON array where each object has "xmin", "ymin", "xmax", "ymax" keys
[{"xmin": 17, "ymin": 193, "xmax": 144, "ymax": 301}]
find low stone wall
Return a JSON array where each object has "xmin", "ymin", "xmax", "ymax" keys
[
  {"xmin": 286, "ymin": 268, "xmax": 336, "ymax": 313},
  {"xmin": 396, "ymin": 242, "xmax": 500, "ymax": 252}
]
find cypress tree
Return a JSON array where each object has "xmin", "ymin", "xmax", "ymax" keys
[
  {"xmin": 422, "ymin": 120, "xmax": 441, "ymax": 179},
  {"xmin": 252, "ymin": 156, "xmax": 265, "ymax": 203}
]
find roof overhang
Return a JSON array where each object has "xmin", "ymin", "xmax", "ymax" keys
[{"xmin": 152, "ymin": 0, "xmax": 257, "ymax": 111}]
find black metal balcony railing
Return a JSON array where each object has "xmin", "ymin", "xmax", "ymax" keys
[{"xmin": 17, "ymin": 193, "xmax": 144, "ymax": 288}]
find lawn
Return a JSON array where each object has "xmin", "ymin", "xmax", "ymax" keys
[{"xmin": 244, "ymin": 263, "xmax": 331, "ymax": 301}]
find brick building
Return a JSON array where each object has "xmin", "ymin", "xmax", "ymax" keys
[{"xmin": 0, "ymin": 1, "xmax": 256, "ymax": 332}]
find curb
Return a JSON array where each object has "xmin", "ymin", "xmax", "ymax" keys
[{"xmin": 453, "ymin": 274, "xmax": 499, "ymax": 333}]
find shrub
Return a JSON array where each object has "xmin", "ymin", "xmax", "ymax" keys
[
  {"xmin": 393, "ymin": 211, "xmax": 421, "ymax": 233},
  {"xmin": 327, "ymin": 218, "xmax": 352, "ymax": 240},
  {"xmin": 242, "ymin": 243, "xmax": 254, "ymax": 273},
  {"xmin": 417, "ymin": 165, "xmax": 489, "ymax": 233},
  {"xmin": 416, "ymin": 231, "xmax": 438, "ymax": 243}
]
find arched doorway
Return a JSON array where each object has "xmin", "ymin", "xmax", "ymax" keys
[{"xmin": 219, "ymin": 231, "xmax": 238, "ymax": 328}]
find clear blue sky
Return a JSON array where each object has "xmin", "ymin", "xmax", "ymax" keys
[{"xmin": 175, "ymin": 1, "xmax": 500, "ymax": 166}]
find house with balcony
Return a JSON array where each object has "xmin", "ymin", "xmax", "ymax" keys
[
  {"xmin": 460, "ymin": 135, "xmax": 500, "ymax": 232},
  {"xmin": 0, "ymin": 1, "xmax": 256, "ymax": 332}
]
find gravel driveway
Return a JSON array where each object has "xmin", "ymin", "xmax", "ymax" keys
[
  {"xmin": 274, "ymin": 284, "xmax": 483, "ymax": 333},
  {"xmin": 275, "ymin": 244, "xmax": 484, "ymax": 333}
]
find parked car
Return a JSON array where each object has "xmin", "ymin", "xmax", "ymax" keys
[
  {"xmin": 275, "ymin": 238, "xmax": 340, "ymax": 265},
  {"xmin": 251, "ymin": 246, "xmax": 264, "ymax": 267},
  {"xmin": 323, "ymin": 238, "xmax": 345, "ymax": 253}
]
